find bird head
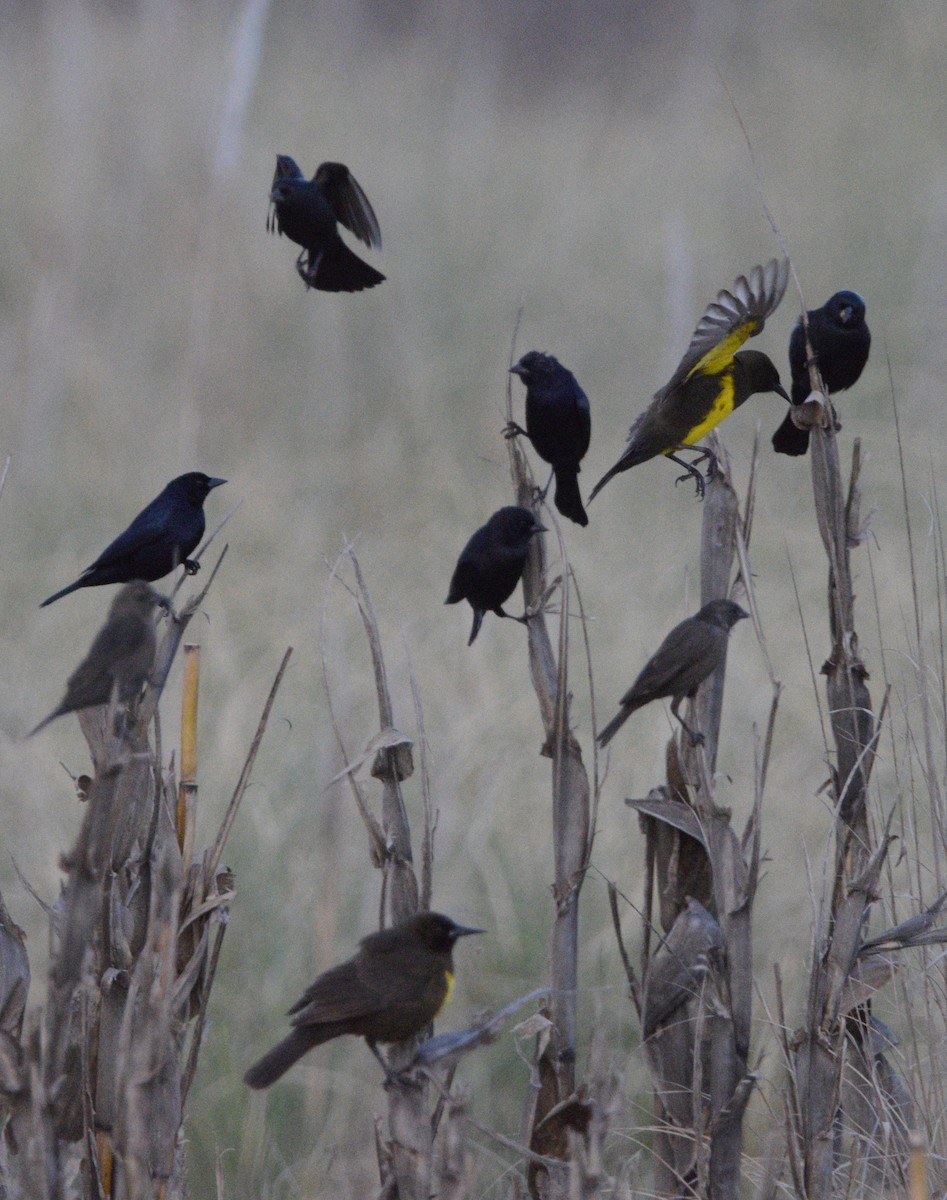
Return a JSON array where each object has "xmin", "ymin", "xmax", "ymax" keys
[
  {"xmin": 408, "ymin": 913, "xmax": 484, "ymax": 954},
  {"xmin": 826, "ymin": 291, "xmax": 866, "ymax": 327},
  {"xmin": 698, "ymin": 598, "xmax": 750, "ymax": 631},
  {"xmin": 173, "ymin": 473, "xmax": 227, "ymax": 504},
  {"xmin": 510, "ymin": 351, "xmax": 556, "ymax": 384},
  {"xmin": 489, "ymin": 506, "xmax": 547, "ymax": 548},
  {"xmin": 734, "ymin": 350, "xmax": 790, "ymax": 403}
]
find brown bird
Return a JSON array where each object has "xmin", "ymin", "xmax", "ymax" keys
[
  {"xmin": 29, "ymin": 581, "xmax": 165, "ymax": 737},
  {"xmin": 590, "ymin": 259, "xmax": 789, "ymax": 500},
  {"xmin": 597, "ymin": 598, "xmax": 748, "ymax": 747},
  {"xmin": 244, "ymin": 912, "xmax": 482, "ymax": 1089}
]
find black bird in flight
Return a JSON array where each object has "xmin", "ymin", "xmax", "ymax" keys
[
  {"xmin": 590, "ymin": 259, "xmax": 790, "ymax": 500},
  {"xmin": 40, "ymin": 472, "xmax": 226, "ymax": 607},
  {"xmin": 267, "ymin": 155, "xmax": 385, "ymax": 293},
  {"xmin": 771, "ymin": 290, "xmax": 871, "ymax": 456},
  {"xmin": 29, "ymin": 581, "xmax": 165, "ymax": 737},
  {"xmin": 508, "ymin": 351, "xmax": 592, "ymax": 527},
  {"xmin": 244, "ymin": 912, "xmax": 481, "ymax": 1088},
  {"xmin": 445, "ymin": 506, "xmax": 546, "ymax": 645},
  {"xmin": 598, "ymin": 598, "xmax": 748, "ymax": 747}
]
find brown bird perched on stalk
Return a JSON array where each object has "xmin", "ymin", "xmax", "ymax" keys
[
  {"xmin": 244, "ymin": 912, "xmax": 482, "ymax": 1088},
  {"xmin": 598, "ymin": 598, "xmax": 748, "ymax": 747},
  {"xmin": 29, "ymin": 581, "xmax": 166, "ymax": 737},
  {"xmin": 590, "ymin": 259, "xmax": 790, "ymax": 500}
]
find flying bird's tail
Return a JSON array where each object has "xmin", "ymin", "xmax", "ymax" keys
[
  {"xmin": 553, "ymin": 468, "xmax": 589, "ymax": 527},
  {"xmin": 771, "ymin": 411, "xmax": 811, "ymax": 456},
  {"xmin": 39, "ymin": 579, "xmax": 84, "ymax": 608},
  {"xmin": 304, "ymin": 241, "xmax": 385, "ymax": 293},
  {"xmin": 467, "ymin": 609, "xmax": 484, "ymax": 646},
  {"xmin": 244, "ymin": 1027, "xmax": 331, "ymax": 1090}
]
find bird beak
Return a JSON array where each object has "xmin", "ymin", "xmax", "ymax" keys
[
  {"xmin": 452, "ymin": 924, "xmax": 484, "ymax": 940},
  {"xmin": 509, "ymin": 364, "xmax": 525, "ymax": 379},
  {"xmin": 775, "ymin": 383, "xmax": 791, "ymax": 403},
  {"xmin": 207, "ymin": 476, "xmax": 227, "ymax": 490},
  {"xmin": 532, "ymin": 521, "xmax": 548, "ymax": 535},
  {"xmin": 737, "ymin": 605, "xmax": 750, "ymax": 620}
]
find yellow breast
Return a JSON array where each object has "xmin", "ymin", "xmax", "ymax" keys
[
  {"xmin": 436, "ymin": 969, "xmax": 455, "ymax": 1016},
  {"xmin": 680, "ymin": 373, "xmax": 735, "ymax": 446}
]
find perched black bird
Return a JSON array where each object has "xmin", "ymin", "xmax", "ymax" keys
[
  {"xmin": 772, "ymin": 290, "xmax": 871, "ymax": 456},
  {"xmin": 590, "ymin": 259, "xmax": 790, "ymax": 501},
  {"xmin": 508, "ymin": 351, "xmax": 592, "ymax": 527},
  {"xmin": 267, "ymin": 155, "xmax": 385, "ymax": 293},
  {"xmin": 244, "ymin": 912, "xmax": 481, "ymax": 1089},
  {"xmin": 445, "ymin": 506, "xmax": 546, "ymax": 646},
  {"xmin": 29, "ymin": 581, "xmax": 164, "ymax": 737},
  {"xmin": 598, "ymin": 598, "xmax": 748, "ymax": 747},
  {"xmin": 40, "ymin": 473, "xmax": 226, "ymax": 608}
]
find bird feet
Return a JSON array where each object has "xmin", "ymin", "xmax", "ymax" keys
[
  {"xmin": 503, "ymin": 421, "xmax": 528, "ymax": 441},
  {"xmin": 183, "ymin": 559, "xmax": 201, "ymax": 576}
]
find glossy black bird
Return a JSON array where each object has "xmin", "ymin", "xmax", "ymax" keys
[
  {"xmin": 445, "ymin": 506, "xmax": 546, "ymax": 646},
  {"xmin": 508, "ymin": 351, "xmax": 592, "ymax": 527},
  {"xmin": 590, "ymin": 259, "xmax": 790, "ymax": 501},
  {"xmin": 29, "ymin": 581, "xmax": 164, "ymax": 737},
  {"xmin": 40, "ymin": 473, "xmax": 226, "ymax": 607},
  {"xmin": 598, "ymin": 598, "xmax": 748, "ymax": 747},
  {"xmin": 244, "ymin": 912, "xmax": 481, "ymax": 1089},
  {"xmin": 772, "ymin": 290, "xmax": 871, "ymax": 456},
  {"xmin": 267, "ymin": 155, "xmax": 385, "ymax": 293}
]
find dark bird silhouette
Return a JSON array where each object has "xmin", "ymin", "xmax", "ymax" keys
[
  {"xmin": 445, "ymin": 506, "xmax": 546, "ymax": 645},
  {"xmin": 40, "ymin": 473, "xmax": 226, "ymax": 608},
  {"xmin": 508, "ymin": 351, "xmax": 592, "ymax": 526},
  {"xmin": 267, "ymin": 155, "xmax": 385, "ymax": 293},
  {"xmin": 598, "ymin": 598, "xmax": 748, "ymax": 747},
  {"xmin": 590, "ymin": 259, "xmax": 790, "ymax": 501},
  {"xmin": 244, "ymin": 912, "xmax": 482, "ymax": 1089},
  {"xmin": 29, "ymin": 581, "xmax": 165, "ymax": 737},
  {"xmin": 772, "ymin": 290, "xmax": 871, "ymax": 456}
]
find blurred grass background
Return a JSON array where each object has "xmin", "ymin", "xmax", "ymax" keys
[{"xmin": 1, "ymin": 0, "xmax": 945, "ymax": 1193}]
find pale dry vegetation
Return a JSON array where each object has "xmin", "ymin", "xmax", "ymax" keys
[{"xmin": 1, "ymin": 1, "xmax": 946, "ymax": 1197}]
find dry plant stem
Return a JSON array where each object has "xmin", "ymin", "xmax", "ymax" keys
[
  {"xmin": 639, "ymin": 437, "xmax": 763, "ymax": 1200},
  {"xmin": 790, "ymin": 329, "xmax": 882, "ymax": 1196},
  {"xmin": 177, "ymin": 644, "xmax": 200, "ymax": 860},
  {"xmin": 5, "ymin": 565, "xmax": 293, "ymax": 1200},
  {"xmin": 504, "ymin": 330, "xmax": 593, "ymax": 1099}
]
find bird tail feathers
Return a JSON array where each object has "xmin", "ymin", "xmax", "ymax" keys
[
  {"xmin": 306, "ymin": 242, "xmax": 385, "ymax": 293},
  {"xmin": 553, "ymin": 469, "xmax": 589, "ymax": 527},
  {"xmin": 771, "ymin": 411, "xmax": 811, "ymax": 456},
  {"xmin": 244, "ymin": 1027, "xmax": 330, "ymax": 1089}
]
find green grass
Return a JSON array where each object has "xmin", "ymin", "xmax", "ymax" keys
[{"xmin": 2, "ymin": 1, "xmax": 946, "ymax": 1193}]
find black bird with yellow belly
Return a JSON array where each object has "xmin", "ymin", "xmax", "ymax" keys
[
  {"xmin": 590, "ymin": 259, "xmax": 790, "ymax": 500},
  {"xmin": 508, "ymin": 351, "xmax": 592, "ymax": 527},
  {"xmin": 267, "ymin": 155, "xmax": 385, "ymax": 293},
  {"xmin": 598, "ymin": 598, "xmax": 748, "ymax": 748},
  {"xmin": 244, "ymin": 912, "xmax": 481, "ymax": 1088},
  {"xmin": 771, "ymin": 290, "xmax": 871, "ymax": 456}
]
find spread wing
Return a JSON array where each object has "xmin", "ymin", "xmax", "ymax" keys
[
  {"xmin": 314, "ymin": 162, "xmax": 382, "ymax": 249},
  {"xmin": 656, "ymin": 257, "xmax": 789, "ymax": 399}
]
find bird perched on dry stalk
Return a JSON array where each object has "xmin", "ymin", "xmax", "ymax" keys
[
  {"xmin": 771, "ymin": 290, "xmax": 871, "ymax": 456},
  {"xmin": 267, "ymin": 155, "xmax": 385, "ymax": 292},
  {"xmin": 29, "ymin": 580, "xmax": 166, "ymax": 737},
  {"xmin": 598, "ymin": 598, "xmax": 748, "ymax": 747},
  {"xmin": 244, "ymin": 912, "xmax": 482, "ymax": 1088},
  {"xmin": 590, "ymin": 259, "xmax": 789, "ymax": 500},
  {"xmin": 40, "ymin": 472, "xmax": 225, "ymax": 607},
  {"xmin": 445, "ymin": 506, "xmax": 546, "ymax": 645},
  {"xmin": 508, "ymin": 351, "xmax": 592, "ymax": 527}
]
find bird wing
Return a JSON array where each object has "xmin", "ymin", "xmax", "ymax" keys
[
  {"xmin": 314, "ymin": 162, "xmax": 382, "ymax": 249},
  {"xmin": 83, "ymin": 500, "xmax": 178, "ymax": 574},
  {"xmin": 288, "ymin": 944, "xmax": 427, "ymax": 1027},
  {"xmin": 621, "ymin": 619, "xmax": 717, "ymax": 706},
  {"xmin": 655, "ymin": 258, "xmax": 789, "ymax": 400}
]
